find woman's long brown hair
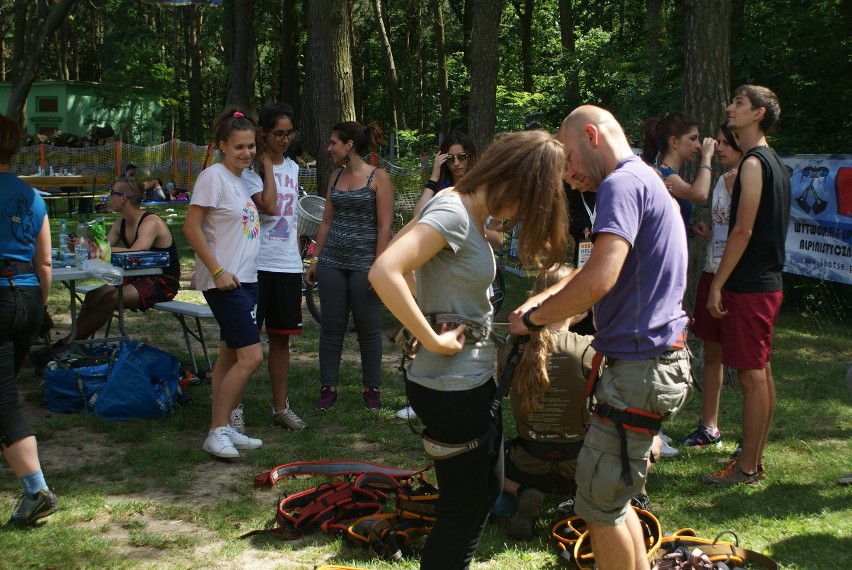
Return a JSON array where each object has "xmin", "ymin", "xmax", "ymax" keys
[
  {"xmin": 454, "ymin": 130, "xmax": 568, "ymax": 270},
  {"xmin": 514, "ymin": 265, "xmax": 573, "ymax": 413}
]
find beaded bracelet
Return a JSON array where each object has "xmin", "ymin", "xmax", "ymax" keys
[
  {"xmin": 211, "ymin": 267, "xmax": 225, "ymax": 279},
  {"xmin": 699, "ymin": 164, "xmax": 713, "ymax": 172}
]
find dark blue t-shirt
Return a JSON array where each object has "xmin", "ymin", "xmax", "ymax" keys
[
  {"xmin": 657, "ymin": 165, "xmax": 693, "ymax": 233},
  {"xmin": 591, "ymin": 155, "xmax": 688, "ymax": 359}
]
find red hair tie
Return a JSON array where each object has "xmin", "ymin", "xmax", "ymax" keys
[{"xmin": 233, "ymin": 111, "xmax": 245, "ymax": 118}]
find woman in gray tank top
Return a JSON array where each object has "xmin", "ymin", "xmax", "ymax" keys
[{"xmin": 305, "ymin": 121, "xmax": 394, "ymax": 411}]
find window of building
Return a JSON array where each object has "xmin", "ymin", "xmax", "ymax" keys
[
  {"xmin": 36, "ymin": 97, "xmax": 59, "ymax": 113},
  {"xmin": 37, "ymin": 126, "xmax": 57, "ymax": 136}
]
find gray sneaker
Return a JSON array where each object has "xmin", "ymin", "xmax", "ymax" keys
[
  {"xmin": 507, "ymin": 488, "xmax": 544, "ymax": 540},
  {"xmin": 272, "ymin": 402, "xmax": 307, "ymax": 430},
  {"xmin": 8, "ymin": 489, "xmax": 59, "ymax": 525}
]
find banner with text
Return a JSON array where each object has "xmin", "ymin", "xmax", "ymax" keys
[{"xmin": 782, "ymin": 154, "xmax": 852, "ymax": 285}]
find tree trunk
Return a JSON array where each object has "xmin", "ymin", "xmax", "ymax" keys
[
  {"xmin": 6, "ymin": 0, "xmax": 77, "ymax": 128},
  {"xmin": 280, "ymin": 0, "xmax": 300, "ymax": 115},
  {"xmin": 370, "ymin": 0, "xmax": 406, "ymax": 130},
  {"xmin": 558, "ymin": 0, "xmax": 580, "ymax": 109},
  {"xmin": 467, "ymin": 0, "xmax": 503, "ymax": 152},
  {"xmin": 224, "ymin": 0, "xmax": 256, "ymax": 111},
  {"xmin": 306, "ymin": 0, "xmax": 355, "ymax": 196},
  {"xmin": 647, "ymin": 0, "xmax": 666, "ymax": 69},
  {"xmin": 682, "ymin": 0, "xmax": 731, "ymax": 315},
  {"xmin": 511, "ymin": 0, "xmax": 534, "ymax": 92},
  {"xmin": 415, "ymin": 0, "xmax": 425, "ymax": 135},
  {"xmin": 433, "ymin": 0, "xmax": 450, "ymax": 133},
  {"xmin": 188, "ymin": 5, "xmax": 204, "ymax": 144}
]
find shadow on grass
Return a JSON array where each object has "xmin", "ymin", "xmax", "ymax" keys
[{"xmin": 770, "ymin": 533, "xmax": 852, "ymax": 569}]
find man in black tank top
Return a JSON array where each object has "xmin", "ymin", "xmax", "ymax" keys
[
  {"xmin": 703, "ymin": 85, "xmax": 791, "ymax": 487},
  {"xmin": 55, "ymin": 178, "xmax": 180, "ymax": 345}
]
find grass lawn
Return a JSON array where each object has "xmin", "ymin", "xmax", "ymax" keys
[{"xmin": 1, "ymin": 208, "xmax": 850, "ymax": 569}]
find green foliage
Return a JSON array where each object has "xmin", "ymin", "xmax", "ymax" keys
[{"xmin": 10, "ymin": 0, "xmax": 850, "ymax": 152}]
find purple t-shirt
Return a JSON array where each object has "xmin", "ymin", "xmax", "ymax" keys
[{"xmin": 591, "ymin": 155, "xmax": 688, "ymax": 360}]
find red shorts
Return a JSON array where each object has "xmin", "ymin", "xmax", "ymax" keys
[
  {"xmin": 125, "ymin": 274, "xmax": 180, "ymax": 310},
  {"xmin": 691, "ymin": 272, "xmax": 722, "ymax": 343},
  {"xmin": 719, "ymin": 289, "xmax": 783, "ymax": 370}
]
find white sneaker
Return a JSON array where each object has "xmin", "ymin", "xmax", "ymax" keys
[
  {"xmin": 222, "ymin": 425, "xmax": 263, "ymax": 450},
  {"xmin": 395, "ymin": 406, "xmax": 417, "ymax": 420},
  {"xmin": 229, "ymin": 405, "xmax": 245, "ymax": 434},
  {"xmin": 272, "ymin": 401, "xmax": 307, "ymax": 430},
  {"xmin": 659, "ymin": 431, "xmax": 673, "ymax": 444},
  {"xmin": 660, "ymin": 438, "xmax": 679, "ymax": 458},
  {"xmin": 203, "ymin": 427, "xmax": 239, "ymax": 459}
]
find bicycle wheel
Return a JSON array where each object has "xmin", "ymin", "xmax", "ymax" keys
[
  {"xmin": 305, "ymin": 281, "xmax": 321, "ymax": 324},
  {"xmin": 490, "ymin": 265, "xmax": 505, "ymax": 314}
]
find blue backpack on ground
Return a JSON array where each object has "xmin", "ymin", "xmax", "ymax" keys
[
  {"xmin": 93, "ymin": 341, "xmax": 180, "ymax": 420},
  {"xmin": 43, "ymin": 341, "xmax": 180, "ymax": 420}
]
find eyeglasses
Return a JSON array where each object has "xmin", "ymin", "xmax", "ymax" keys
[
  {"xmin": 446, "ymin": 152, "xmax": 469, "ymax": 163},
  {"xmin": 269, "ymin": 129, "xmax": 296, "ymax": 140},
  {"xmin": 110, "ymin": 191, "xmax": 125, "ymax": 197}
]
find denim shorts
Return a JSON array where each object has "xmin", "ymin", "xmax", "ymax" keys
[
  {"xmin": 573, "ymin": 353, "xmax": 692, "ymax": 526},
  {"xmin": 203, "ymin": 282, "xmax": 259, "ymax": 349}
]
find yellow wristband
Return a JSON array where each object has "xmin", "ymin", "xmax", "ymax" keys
[{"xmin": 212, "ymin": 267, "xmax": 225, "ymax": 279}]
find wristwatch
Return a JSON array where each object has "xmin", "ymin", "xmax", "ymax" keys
[{"xmin": 522, "ymin": 306, "xmax": 544, "ymax": 332}]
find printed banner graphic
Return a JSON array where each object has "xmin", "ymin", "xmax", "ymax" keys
[{"xmin": 782, "ymin": 155, "xmax": 852, "ymax": 285}]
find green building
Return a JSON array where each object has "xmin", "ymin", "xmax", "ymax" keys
[{"xmin": 0, "ymin": 80, "xmax": 162, "ymax": 143}]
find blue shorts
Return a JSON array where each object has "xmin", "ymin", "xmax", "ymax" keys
[
  {"xmin": 203, "ymin": 282, "xmax": 260, "ymax": 349},
  {"xmin": 257, "ymin": 271, "xmax": 303, "ymax": 335}
]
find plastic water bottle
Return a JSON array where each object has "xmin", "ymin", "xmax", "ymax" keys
[
  {"xmin": 49, "ymin": 165, "xmax": 54, "ymax": 176},
  {"xmin": 58, "ymin": 219, "xmax": 69, "ymax": 264},
  {"xmin": 75, "ymin": 220, "xmax": 89, "ymax": 269}
]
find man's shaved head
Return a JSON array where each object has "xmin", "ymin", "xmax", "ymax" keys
[
  {"xmin": 556, "ymin": 105, "xmax": 633, "ymax": 191},
  {"xmin": 560, "ymin": 105, "xmax": 623, "ymax": 139}
]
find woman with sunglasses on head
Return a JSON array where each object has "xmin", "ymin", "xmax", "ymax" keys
[
  {"xmin": 369, "ymin": 130, "xmax": 567, "ymax": 569},
  {"xmin": 51, "ymin": 178, "xmax": 180, "ymax": 348},
  {"xmin": 676, "ymin": 123, "xmax": 744, "ymax": 452},
  {"xmin": 243, "ymin": 102, "xmax": 307, "ymax": 432},
  {"xmin": 396, "ymin": 131, "xmax": 502, "ymax": 421},
  {"xmin": 184, "ymin": 107, "xmax": 264, "ymax": 459},
  {"xmin": 305, "ymin": 121, "xmax": 394, "ymax": 411}
]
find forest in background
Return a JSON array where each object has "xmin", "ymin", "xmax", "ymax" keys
[{"xmin": 2, "ymin": 0, "xmax": 850, "ymax": 165}]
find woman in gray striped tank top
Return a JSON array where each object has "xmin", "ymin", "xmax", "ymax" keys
[{"xmin": 305, "ymin": 121, "xmax": 394, "ymax": 411}]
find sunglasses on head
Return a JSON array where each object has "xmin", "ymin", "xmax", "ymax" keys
[{"xmin": 446, "ymin": 152, "xmax": 469, "ymax": 163}]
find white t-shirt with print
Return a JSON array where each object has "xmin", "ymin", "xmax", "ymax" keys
[
  {"xmin": 703, "ymin": 176, "xmax": 732, "ymax": 274},
  {"xmin": 190, "ymin": 163, "xmax": 261, "ymax": 291},
  {"xmin": 242, "ymin": 159, "xmax": 302, "ymax": 273}
]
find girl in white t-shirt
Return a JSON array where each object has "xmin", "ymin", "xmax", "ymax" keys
[
  {"xmin": 244, "ymin": 102, "xmax": 307, "ymax": 431},
  {"xmin": 184, "ymin": 107, "xmax": 264, "ymax": 459}
]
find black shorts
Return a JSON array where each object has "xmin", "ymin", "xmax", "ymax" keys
[{"xmin": 257, "ymin": 271, "xmax": 303, "ymax": 335}]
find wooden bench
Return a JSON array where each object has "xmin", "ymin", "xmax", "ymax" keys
[{"xmin": 153, "ymin": 299, "xmax": 215, "ymax": 375}]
